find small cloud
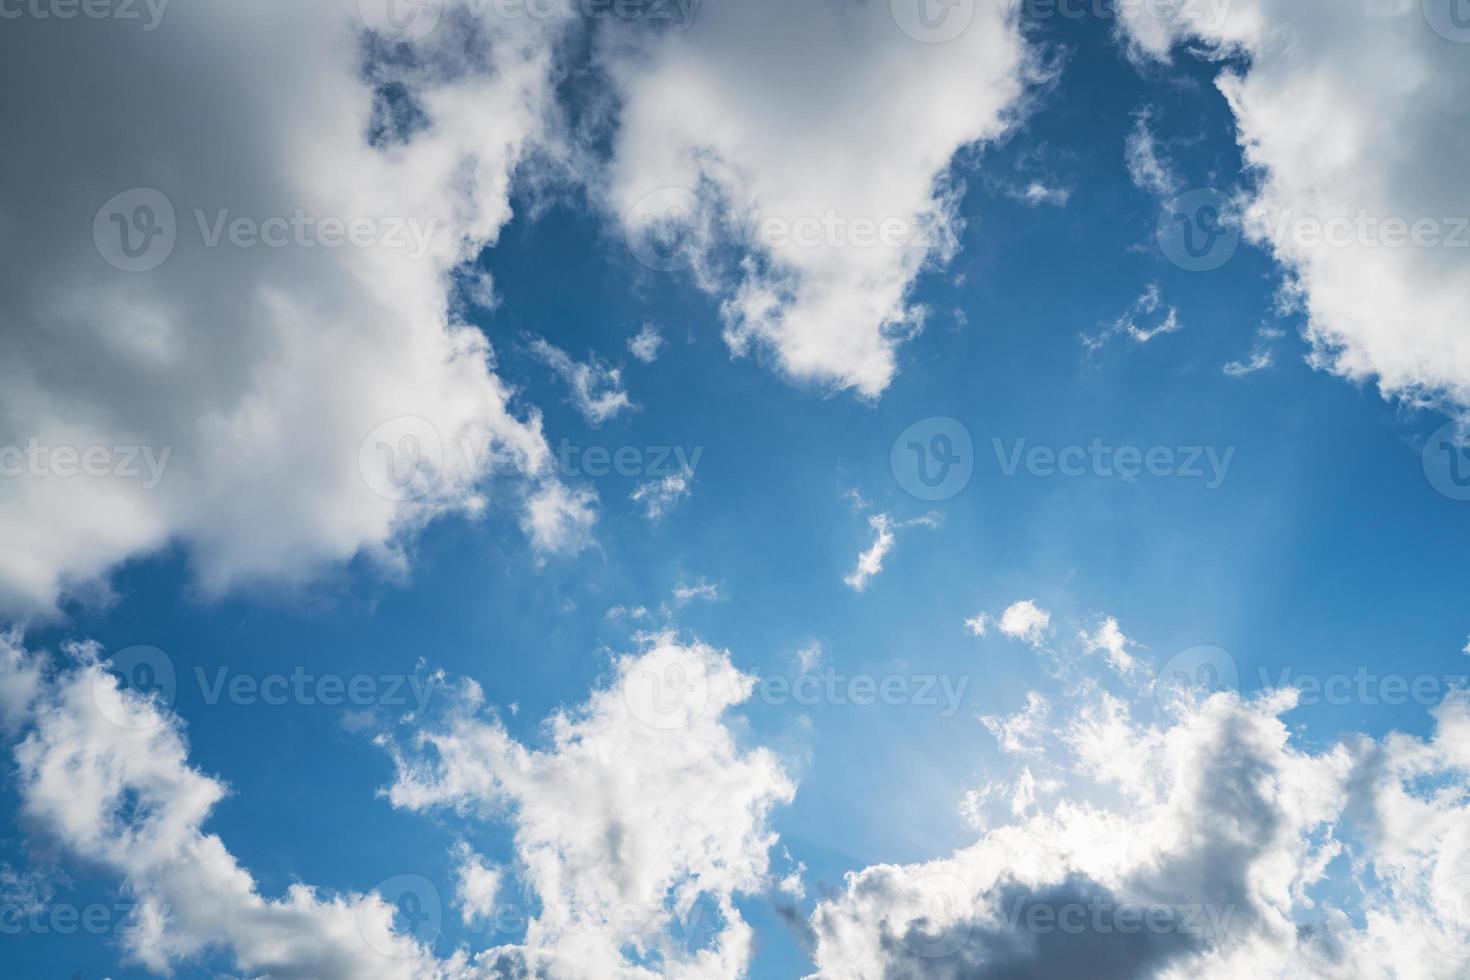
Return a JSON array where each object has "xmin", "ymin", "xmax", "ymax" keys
[
  {"xmin": 794, "ymin": 642, "xmax": 824, "ymax": 674},
  {"xmin": 844, "ymin": 512, "xmax": 941, "ymax": 593},
  {"xmin": 529, "ymin": 337, "xmax": 634, "ymax": 426},
  {"xmin": 964, "ymin": 613, "xmax": 990, "ymax": 637},
  {"xmin": 980, "ymin": 691, "xmax": 1051, "ymax": 756},
  {"xmin": 607, "ymin": 605, "xmax": 650, "ymax": 621},
  {"xmin": 521, "ymin": 482, "xmax": 597, "ymax": 556},
  {"xmin": 1079, "ymin": 616, "xmax": 1142, "ymax": 675},
  {"xmin": 1021, "ymin": 181, "xmax": 1072, "ymax": 207},
  {"xmin": 1125, "ymin": 105, "xmax": 1181, "ymax": 200},
  {"xmin": 628, "ymin": 323, "xmax": 664, "ymax": 364},
  {"xmin": 1224, "ymin": 324, "xmax": 1284, "ymax": 377},
  {"xmin": 631, "ymin": 470, "xmax": 693, "ymax": 522},
  {"xmin": 1083, "ymin": 283, "xmax": 1181, "ymax": 358},
  {"xmin": 998, "ymin": 600, "xmax": 1052, "ymax": 648},
  {"xmin": 673, "ymin": 580, "xmax": 719, "ymax": 606}
]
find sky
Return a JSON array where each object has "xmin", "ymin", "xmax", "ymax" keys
[{"xmin": 2, "ymin": 1, "xmax": 1470, "ymax": 978}]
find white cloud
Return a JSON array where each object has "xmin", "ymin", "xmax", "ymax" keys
[
  {"xmin": 844, "ymin": 513, "xmax": 941, "ymax": 593},
  {"xmin": 0, "ymin": 638, "xmax": 445, "ymax": 978},
  {"xmin": 1080, "ymin": 616, "xmax": 1142, "ymax": 675},
  {"xmin": 795, "ymin": 642, "xmax": 824, "ymax": 675},
  {"xmin": 383, "ymin": 634, "xmax": 796, "ymax": 978},
  {"xmin": 451, "ymin": 843, "xmax": 502, "ymax": 929},
  {"xmin": 600, "ymin": 0, "xmax": 1035, "ymax": 397},
  {"xmin": 628, "ymin": 323, "xmax": 665, "ymax": 364},
  {"xmin": 1084, "ymin": 283, "xmax": 1182, "ymax": 356},
  {"xmin": 631, "ymin": 470, "xmax": 693, "ymax": 522},
  {"xmin": 521, "ymin": 482, "xmax": 598, "ymax": 557},
  {"xmin": 528, "ymin": 338, "xmax": 635, "ymax": 427},
  {"xmin": 673, "ymin": 580, "xmax": 720, "ymax": 606},
  {"xmin": 965, "ymin": 614, "xmax": 991, "ymax": 637},
  {"xmin": 998, "ymin": 600, "xmax": 1052, "ymax": 648},
  {"xmin": 980, "ymin": 691, "xmax": 1052, "ymax": 757},
  {"xmin": 1119, "ymin": 0, "xmax": 1470, "ymax": 412},
  {"xmin": 809, "ymin": 666, "xmax": 1470, "ymax": 978},
  {"xmin": 1125, "ymin": 106, "xmax": 1182, "ymax": 199},
  {"xmin": 0, "ymin": 1, "xmax": 589, "ymax": 616}
]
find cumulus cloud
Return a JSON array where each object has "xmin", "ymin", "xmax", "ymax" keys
[
  {"xmin": 1119, "ymin": 0, "xmax": 1470, "ymax": 412},
  {"xmin": 998, "ymin": 600, "xmax": 1053, "ymax": 647},
  {"xmin": 0, "ymin": 0, "xmax": 588, "ymax": 617},
  {"xmin": 965, "ymin": 614, "xmax": 991, "ymax": 637},
  {"xmin": 528, "ymin": 337, "xmax": 635, "ymax": 427},
  {"xmin": 628, "ymin": 323, "xmax": 665, "ymax": 364},
  {"xmin": 808, "ymin": 652, "xmax": 1470, "ymax": 978},
  {"xmin": 601, "ymin": 0, "xmax": 1035, "ymax": 397},
  {"xmin": 382, "ymin": 634, "xmax": 796, "ymax": 978}
]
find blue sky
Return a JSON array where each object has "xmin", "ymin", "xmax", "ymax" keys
[{"xmin": 3, "ymin": 1, "xmax": 1470, "ymax": 978}]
